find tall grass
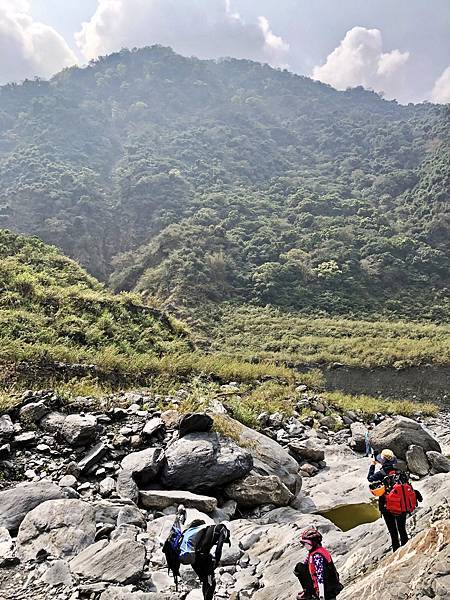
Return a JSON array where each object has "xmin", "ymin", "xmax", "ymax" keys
[
  {"xmin": 210, "ymin": 304, "xmax": 450, "ymax": 368},
  {"xmin": 324, "ymin": 391, "xmax": 439, "ymax": 418}
]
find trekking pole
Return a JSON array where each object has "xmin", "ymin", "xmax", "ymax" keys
[{"xmin": 364, "ymin": 432, "xmax": 372, "ymax": 458}]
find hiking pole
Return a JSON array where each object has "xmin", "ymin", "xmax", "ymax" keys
[{"xmin": 364, "ymin": 432, "xmax": 373, "ymax": 458}]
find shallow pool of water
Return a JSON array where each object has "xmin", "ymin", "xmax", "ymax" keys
[{"xmin": 319, "ymin": 501, "xmax": 381, "ymax": 531}]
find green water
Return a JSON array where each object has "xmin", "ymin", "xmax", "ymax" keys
[{"xmin": 319, "ymin": 501, "xmax": 381, "ymax": 532}]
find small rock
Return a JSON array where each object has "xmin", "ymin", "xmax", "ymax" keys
[
  {"xmin": 406, "ymin": 445, "xmax": 430, "ymax": 477},
  {"xmin": 349, "ymin": 422, "xmax": 369, "ymax": 453},
  {"xmin": 36, "ymin": 443, "xmax": 51, "ymax": 452},
  {"xmin": 0, "ymin": 444, "xmax": 11, "ymax": 459},
  {"xmin": 78, "ymin": 442, "xmax": 107, "ymax": 471},
  {"xmin": 19, "ymin": 401, "xmax": 49, "ymax": 424},
  {"xmin": 40, "ymin": 411, "xmax": 66, "ymax": 433},
  {"xmin": 300, "ymin": 463, "xmax": 319, "ymax": 477},
  {"xmin": 319, "ymin": 415, "xmax": 338, "ymax": 430},
  {"xmin": 225, "ymin": 474, "xmax": 294, "ymax": 508},
  {"xmin": 120, "ymin": 447, "xmax": 164, "ymax": 485},
  {"xmin": 59, "ymin": 474, "xmax": 78, "ymax": 489},
  {"xmin": 41, "ymin": 559, "xmax": 73, "ymax": 587},
  {"xmin": 142, "ymin": 417, "xmax": 164, "ymax": 437},
  {"xmin": 116, "ymin": 470, "xmax": 139, "ymax": 503},
  {"xmin": 288, "ymin": 440, "xmax": 325, "ymax": 463},
  {"xmin": 14, "ymin": 431, "xmax": 36, "ymax": 446},
  {"xmin": 179, "ymin": 413, "xmax": 213, "ymax": 437},
  {"xmin": 62, "ymin": 414, "xmax": 97, "ymax": 446},
  {"xmin": 161, "ymin": 409, "xmax": 180, "ymax": 429},
  {"xmin": 100, "ymin": 477, "xmax": 116, "ymax": 497},
  {"xmin": 0, "ymin": 415, "xmax": 14, "ymax": 442},
  {"xmin": 78, "ymin": 482, "xmax": 92, "ymax": 492},
  {"xmin": 117, "ymin": 505, "xmax": 146, "ymax": 529}
]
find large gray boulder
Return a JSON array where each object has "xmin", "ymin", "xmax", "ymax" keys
[
  {"xmin": 162, "ymin": 432, "xmax": 253, "ymax": 492},
  {"xmin": 210, "ymin": 414, "xmax": 302, "ymax": 494},
  {"xmin": 16, "ymin": 499, "xmax": 96, "ymax": 560},
  {"xmin": 0, "ymin": 481, "xmax": 65, "ymax": 532},
  {"xmin": 426, "ymin": 451, "xmax": 450, "ymax": 474},
  {"xmin": 140, "ymin": 490, "xmax": 217, "ymax": 513},
  {"xmin": 120, "ymin": 448, "xmax": 164, "ymax": 485},
  {"xmin": 289, "ymin": 440, "xmax": 325, "ymax": 463},
  {"xmin": 61, "ymin": 414, "xmax": 97, "ymax": 446},
  {"xmin": 406, "ymin": 445, "xmax": 430, "ymax": 477},
  {"xmin": 70, "ymin": 539, "xmax": 146, "ymax": 584},
  {"xmin": 369, "ymin": 416, "xmax": 441, "ymax": 460},
  {"xmin": 225, "ymin": 474, "xmax": 294, "ymax": 508}
]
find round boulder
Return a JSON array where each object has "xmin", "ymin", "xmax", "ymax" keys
[
  {"xmin": 162, "ymin": 432, "xmax": 253, "ymax": 492},
  {"xmin": 0, "ymin": 481, "xmax": 65, "ymax": 533},
  {"xmin": 16, "ymin": 499, "xmax": 96, "ymax": 560},
  {"xmin": 369, "ymin": 416, "xmax": 441, "ymax": 460}
]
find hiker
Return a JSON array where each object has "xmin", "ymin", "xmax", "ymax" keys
[
  {"xmin": 191, "ymin": 521, "xmax": 230, "ymax": 600},
  {"xmin": 163, "ymin": 506, "xmax": 230, "ymax": 600},
  {"xmin": 294, "ymin": 527, "xmax": 343, "ymax": 600},
  {"xmin": 368, "ymin": 448, "xmax": 422, "ymax": 552}
]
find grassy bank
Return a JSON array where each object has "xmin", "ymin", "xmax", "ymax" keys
[{"xmin": 209, "ymin": 304, "xmax": 450, "ymax": 368}]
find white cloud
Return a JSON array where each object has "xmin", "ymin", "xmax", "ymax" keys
[
  {"xmin": 75, "ymin": 0, "xmax": 289, "ymax": 67},
  {"xmin": 312, "ymin": 27, "xmax": 410, "ymax": 100},
  {"xmin": 0, "ymin": 1, "xmax": 77, "ymax": 84},
  {"xmin": 431, "ymin": 66, "xmax": 450, "ymax": 104}
]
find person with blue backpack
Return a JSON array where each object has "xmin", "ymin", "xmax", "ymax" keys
[{"xmin": 163, "ymin": 505, "xmax": 231, "ymax": 599}]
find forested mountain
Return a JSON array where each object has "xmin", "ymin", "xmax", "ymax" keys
[{"xmin": 0, "ymin": 46, "xmax": 448, "ymax": 320}]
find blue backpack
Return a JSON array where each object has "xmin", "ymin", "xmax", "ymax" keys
[{"xmin": 163, "ymin": 521, "xmax": 207, "ymax": 589}]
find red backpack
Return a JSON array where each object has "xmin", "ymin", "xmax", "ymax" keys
[{"xmin": 383, "ymin": 471, "xmax": 417, "ymax": 515}]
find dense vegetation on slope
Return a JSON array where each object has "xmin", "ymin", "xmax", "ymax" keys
[
  {"xmin": 0, "ymin": 46, "xmax": 448, "ymax": 320},
  {"xmin": 0, "ymin": 229, "xmax": 189, "ymax": 364},
  {"xmin": 0, "ymin": 230, "xmax": 300, "ymax": 389}
]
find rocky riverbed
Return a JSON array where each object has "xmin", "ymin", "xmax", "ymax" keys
[{"xmin": 0, "ymin": 385, "xmax": 449, "ymax": 600}]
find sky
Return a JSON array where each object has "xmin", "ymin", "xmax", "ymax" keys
[{"xmin": 1, "ymin": 0, "xmax": 449, "ymax": 104}]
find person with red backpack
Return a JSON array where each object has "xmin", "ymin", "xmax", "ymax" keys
[
  {"xmin": 368, "ymin": 448, "xmax": 422, "ymax": 552},
  {"xmin": 294, "ymin": 527, "xmax": 343, "ymax": 600}
]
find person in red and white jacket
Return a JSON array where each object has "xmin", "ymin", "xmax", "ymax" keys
[{"xmin": 294, "ymin": 527, "xmax": 343, "ymax": 600}]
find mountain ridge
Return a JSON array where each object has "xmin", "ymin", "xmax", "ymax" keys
[{"xmin": 0, "ymin": 45, "xmax": 448, "ymax": 320}]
